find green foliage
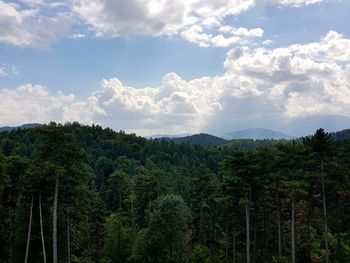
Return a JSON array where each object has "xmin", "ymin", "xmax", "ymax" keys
[
  {"xmin": 129, "ymin": 195, "xmax": 191, "ymax": 263},
  {"xmin": 0, "ymin": 123, "xmax": 349, "ymax": 263},
  {"xmin": 102, "ymin": 212, "xmax": 134, "ymax": 263}
]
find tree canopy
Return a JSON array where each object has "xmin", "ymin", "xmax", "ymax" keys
[{"xmin": 0, "ymin": 122, "xmax": 349, "ymax": 263}]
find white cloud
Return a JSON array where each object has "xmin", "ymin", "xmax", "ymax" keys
[
  {"xmin": 0, "ymin": 0, "xmax": 71, "ymax": 48},
  {"xmin": 88, "ymin": 73, "xmax": 222, "ymax": 135},
  {"xmin": 266, "ymin": 0, "xmax": 325, "ymax": 7},
  {"xmin": 2, "ymin": 30, "xmax": 350, "ymax": 135},
  {"xmin": 20, "ymin": 0, "xmax": 45, "ymax": 6},
  {"xmin": 0, "ymin": 67, "xmax": 7, "ymax": 77},
  {"xmin": 219, "ymin": 26, "xmax": 264, "ymax": 37},
  {"xmin": 69, "ymin": 33, "xmax": 86, "ymax": 39},
  {"xmin": 262, "ymin": 39, "xmax": 273, "ymax": 46},
  {"xmin": 181, "ymin": 25, "xmax": 264, "ymax": 48},
  {"xmin": 88, "ymin": 30, "xmax": 350, "ymax": 134},
  {"xmin": 72, "ymin": 0, "xmax": 255, "ymax": 37},
  {"xmin": 0, "ymin": 0, "xmax": 329, "ymax": 48},
  {"xmin": 71, "ymin": 0, "xmax": 259, "ymax": 47},
  {"xmin": 224, "ymin": 31, "xmax": 350, "ymax": 118},
  {"xmin": 0, "ymin": 64, "xmax": 19, "ymax": 77},
  {"xmin": 0, "ymin": 84, "xmax": 103, "ymax": 126}
]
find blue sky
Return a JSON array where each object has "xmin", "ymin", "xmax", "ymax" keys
[{"xmin": 1, "ymin": 0, "xmax": 350, "ymax": 136}]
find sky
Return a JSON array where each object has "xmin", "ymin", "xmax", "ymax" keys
[{"xmin": 1, "ymin": 0, "xmax": 350, "ymax": 137}]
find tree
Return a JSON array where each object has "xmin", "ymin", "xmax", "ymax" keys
[
  {"xmin": 275, "ymin": 142, "xmax": 309, "ymax": 263},
  {"xmin": 129, "ymin": 195, "xmax": 191, "ymax": 263},
  {"xmin": 223, "ymin": 151, "xmax": 262, "ymax": 263},
  {"xmin": 106, "ymin": 170, "xmax": 131, "ymax": 212},
  {"xmin": 304, "ymin": 128, "xmax": 333, "ymax": 263},
  {"xmin": 102, "ymin": 212, "xmax": 134, "ymax": 263},
  {"xmin": 37, "ymin": 124, "xmax": 87, "ymax": 263}
]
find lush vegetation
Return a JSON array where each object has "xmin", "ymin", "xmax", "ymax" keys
[
  {"xmin": 158, "ymin": 133, "xmax": 227, "ymax": 147},
  {"xmin": 0, "ymin": 122, "xmax": 349, "ymax": 263}
]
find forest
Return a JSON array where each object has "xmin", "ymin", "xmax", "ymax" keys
[{"xmin": 0, "ymin": 122, "xmax": 349, "ymax": 263}]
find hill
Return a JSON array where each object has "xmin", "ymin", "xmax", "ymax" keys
[
  {"xmin": 158, "ymin": 133, "xmax": 227, "ymax": 147},
  {"xmin": 222, "ymin": 128, "xmax": 294, "ymax": 140},
  {"xmin": 147, "ymin": 133, "xmax": 192, "ymax": 139},
  {"xmin": 0, "ymin": 123, "xmax": 41, "ymax": 132},
  {"xmin": 220, "ymin": 138, "xmax": 281, "ymax": 150},
  {"xmin": 331, "ymin": 129, "xmax": 350, "ymax": 141}
]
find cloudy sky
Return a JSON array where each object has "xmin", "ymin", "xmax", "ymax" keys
[{"xmin": 1, "ymin": 0, "xmax": 350, "ymax": 136}]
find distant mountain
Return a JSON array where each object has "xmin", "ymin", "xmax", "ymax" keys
[
  {"xmin": 158, "ymin": 133, "xmax": 227, "ymax": 147},
  {"xmin": 147, "ymin": 133, "xmax": 192, "ymax": 139},
  {"xmin": 0, "ymin": 123, "xmax": 42, "ymax": 132},
  {"xmin": 331, "ymin": 129, "xmax": 350, "ymax": 141},
  {"xmin": 222, "ymin": 128, "xmax": 294, "ymax": 140}
]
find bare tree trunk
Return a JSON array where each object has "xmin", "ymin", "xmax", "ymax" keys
[
  {"xmin": 232, "ymin": 224, "xmax": 236, "ymax": 263},
  {"xmin": 97, "ymin": 225, "xmax": 101, "ymax": 263},
  {"xmin": 253, "ymin": 212, "xmax": 257, "ymax": 263},
  {"xmin": 39, "ymin": 193, "xmax": 47, "ymax": 263},
  {"xmin": 321, "ymin": 160, "xmax": 329, "ymax": 263},
  {"xmin": 53, "ymin": 177, "xmax": 59, "ymax": 263},
  {"xmin": 291, "ymin": 198, "xmax": 296, "ymax": 263},
  {"xmin": 24, "ymin": 195, "xmax": 34, "ymax": 263},
  {"xmin": 117, "ymin": 213, "xmax": 121, "ymax": 260},
  {"xmin": 225, "ymin": 216, "xmax": 229, "ymax": 259},
  {"xmin": 67, "ymin": 214, "xmax": 71, "ymax": 263},
  {"xmin": 277, "ymin": 192, "xmax": 282, "ymax": 258},
  {"xmin": 246, "ymin": 202, "xmax": 250, "ymax": 263}
]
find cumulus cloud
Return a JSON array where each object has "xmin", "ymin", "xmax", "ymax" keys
[
  {"xmin": 0, "ymin": 84, "xmax": 104, "ymax": 126},
  {"xmin": 88, "ymin": 73, "xmax": 222, "ymax": 135},
  {"xmin": 0, "ymin": 0, "xmax": 71, "ymax": 47},
  {"xmin": 224, "ymin": 31, "xmax": 350, "ymax": 117},
  {"xmin": 71, "ymin": 0, "xmax": 266, "ymax": 47},
  {"xmin": 86, "ymin": 30, "xmax": 350, "ymax": 135},
  {"xmin": 266, "ymin": 0, "xmax": 325, "ymax": 7},
  {"xmin": 0, "ymin": 0, "xmax": 329, "ymax": 48},
  {"xmin": 72, "ymin": 0, "xmax": 255, "ymax": 36},
  {"xmin": 2, "ymin": 30, "xmax": 350, "ymax": 135},
  {"xmin": 181, "ymin": 25, "xmax": 264, "ymax": 48}
]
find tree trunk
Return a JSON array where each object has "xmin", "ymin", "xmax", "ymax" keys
[
  {"xmin": 225, "ymin": 216, "xmax": 229, "ymax": 259},
  {"xmin": 131, "ymin": 197, "xmax": 135, "ymax": 228},
  {"xmin": 277, "ymin": 192, "xmax": 282, "ymax": 258},
  {"xmin": 24, "ymin": 195, "xmax": 34, "ymax": 263},
  {"xmin": 53, "ymin": 177, "xmax": 59, "ymax": 263},
  {"xmin": 67, "ymin": 214, "xmax": 71, "ymax": 263},
  {"xmin": 39, "ymin": 193, "xmax": 47, "ymax": 263},
  {"xmin": 246, "ymin": 202, "xmax": 250, "ymax": 263},
  {"xmin": 321, "ymin": 160, "xmax": 329, "ymax": 263},
  {"xmin": 232, "ymin": 224, "xmax": 236, "ymax": 263},
  {"xmin": 117, "ymin": 213, "xmax": 121, "ymax": 261},
  {"xmin": 291, "ymin": 198, "xmax": 296, "ymax": 263},
  {"xmin": 97, "ymin": 225, "xmax": 101, "ymax": 263},
  {"xmin": 253, "ymin": 210, "xmax": 257, "ymax": 263}
]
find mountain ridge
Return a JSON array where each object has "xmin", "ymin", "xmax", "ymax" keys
[
  {"xmin": 0, "ymin": 123, "xmax": 42, "ymax": 132},
  {"xmin": 222, "ymin": 128, "xmax": 294, "ymax": 140},
  {"xmin": 156, "ymin": 133, "xmax": 227, "ymax": 147}
]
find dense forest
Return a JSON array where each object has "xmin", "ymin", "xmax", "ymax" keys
[{"xmin": 0, "ymin": 122, "xmax": 349, "ymax": 263}]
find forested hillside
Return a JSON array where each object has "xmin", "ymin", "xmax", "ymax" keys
[
  {"xmin": 0, "ymin": 123, "xmax": 349, "ymax": 263},
  {"xmin": 158, "ymin": 133, "xmax": 227, "ymax": 147}
]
